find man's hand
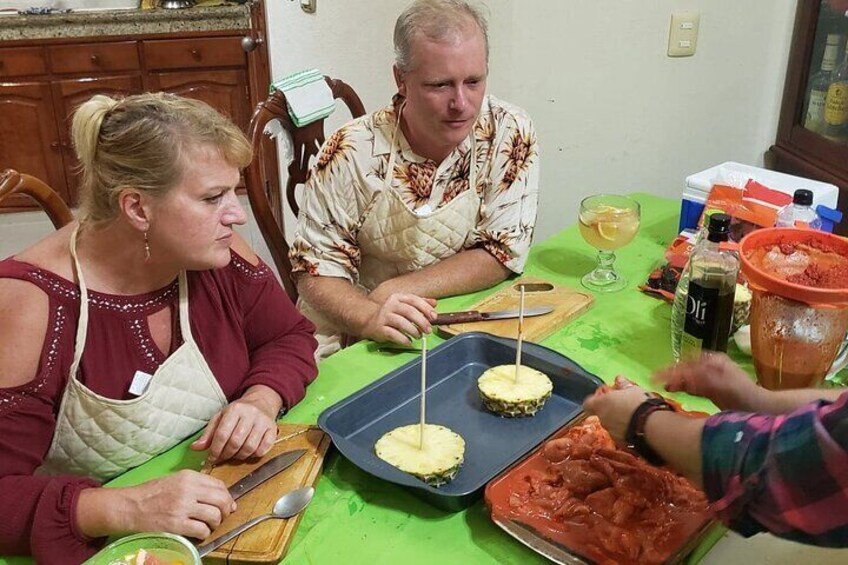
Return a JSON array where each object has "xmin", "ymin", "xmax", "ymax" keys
[
  {"xmin": 77, "ymin": 471, "xmax": 236, "ymax": 540},
  {"xmin": 191, "ymin": 385, "xmax": 280, "ymax": 464},
  {"xmin": 361, "ymin": 292, "xmax": 437, "ymax": 345},
  {"xmin": 653, "ymin": 352, "xmax": 762, "ymax": 412}
]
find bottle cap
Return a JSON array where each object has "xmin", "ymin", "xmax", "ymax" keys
[
  {"xmin": 793, "ymin": 189, "xmax": 813, "ymax": 206},
  {"xmin": 707, "ymin": 213, "xmax": 731, "ymax": 243}
]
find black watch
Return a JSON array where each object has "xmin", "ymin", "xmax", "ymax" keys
[{"xmin": 624, "ymin": 397, "xmax": 674, "ymax": 466}]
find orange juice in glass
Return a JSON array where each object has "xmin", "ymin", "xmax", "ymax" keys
[{"xmin": 578, "ymin": 195, "xmax": 640, "ymax": 292}]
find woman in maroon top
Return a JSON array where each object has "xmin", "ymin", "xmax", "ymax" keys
[{"xmin": 0, "ymin": 93, "xmax": 318, "ymax": 562}]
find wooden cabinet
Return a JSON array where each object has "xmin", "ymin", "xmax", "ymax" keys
[
  {"xmin": 149, "ymin": 69, "xmax": 249, "ymax": 132},
  {"xmin": 769, "ymin": 0, "xmax": 848, "ymax": 227},
  {"xmin": 0, "ymin": 81, "xmax": 67, "ymax": 206},
  {"xmin": 0, "ymin": 2, "xmax": 276, "ymax": 212},
  {"xmin": 54, "ymin": 74, "xmax": 146, "ymax": 200}
]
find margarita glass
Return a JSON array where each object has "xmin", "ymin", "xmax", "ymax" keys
[{"xmin": 577, "ymin": 194, "xmax": 641, "ymax": 292}]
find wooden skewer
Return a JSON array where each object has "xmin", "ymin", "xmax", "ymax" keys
[
  {"xmin": 273, "ymin": 426, "xmax": 313, "ymax": 445},
  {"xmin": 419, "ymin": 336, "xmax": 427, "ymax": 450},
  {"xmin": 514, "ymin": 285, "xmax": 526, "ymax": 384}
]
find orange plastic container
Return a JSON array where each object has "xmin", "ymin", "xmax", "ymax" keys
[
  {"xmin": 740, "ymin": 228, "xmax": 848, "ymax": 389},
  {"xmin": 740, "ymin": 228, "xmax": 848, "ymax": 304}
]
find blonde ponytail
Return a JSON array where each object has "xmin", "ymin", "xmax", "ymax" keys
[
  {"xmin": 70, "ymin": 92, "xmax": 252, "ymax": 223},
  {"xmin": 71, "ymin": 94, "xmax": 120, "ymax": 173}
]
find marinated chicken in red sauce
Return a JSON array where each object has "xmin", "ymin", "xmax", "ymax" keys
[{"xmin": 490, "ymin": 416, "xmax": 711, "ymax": 565}]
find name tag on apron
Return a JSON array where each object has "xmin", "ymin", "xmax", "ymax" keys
[{"xmin": 128, "ymin": 370, "xmax": 153, "ymax": 396}]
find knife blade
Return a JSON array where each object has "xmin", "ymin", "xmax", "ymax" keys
[
  {"xmin": 433, "ymin": 305, "xmax": 554, "ymax": 326},
  {"xmin": 227, "ymin": 448, "xmax": 307, "ymax": 500}
]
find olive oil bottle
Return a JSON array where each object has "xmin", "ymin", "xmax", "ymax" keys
[{"xmin": 680, "ymin": 214, "xmax": 739, "ymax": 357}]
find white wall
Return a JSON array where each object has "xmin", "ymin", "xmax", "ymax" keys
[{"xmin": 265, "ymin": 0, "xmax": 798, "ymax": 240}]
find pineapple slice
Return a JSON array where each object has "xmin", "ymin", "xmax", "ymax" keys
[
  {"xmin": 478, "ymin": 364, "xmax": 553, "ymax": 418},
  {"xmin": 733, "ymin": 283, "xmax": 752, "ymax": 331},
  {"xmin": 374, "ymin": 424, "xmax": 465, "ymax": 487}
]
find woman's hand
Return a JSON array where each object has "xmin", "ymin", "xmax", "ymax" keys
[
  {"xmin": 583, "ymin": 381, "xmax": 652, "ymax": 444},
  {"xmin": 653, "ymin": 352, "xmax": 762, "ymax": 412},
  {"xmin": 76, "ymin": 470, "xmax": 235, "ymax": 540},
  {"xmin": 191, "ymin": 385, "xmax": 280, "ymax": 464},
  {"xmin": 361, "ymin": 292, "xmax": 437, "ymax": 345}
]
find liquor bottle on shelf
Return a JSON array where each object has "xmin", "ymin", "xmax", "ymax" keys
[
  {"xmin": 823, "ymin": 38, "xmax": 848, "ymax": 143},
  {"xmin": 804, "ymin": 34, "xmax": 841, "ymax": 134}
]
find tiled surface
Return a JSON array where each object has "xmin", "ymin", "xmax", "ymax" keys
[
  {"xmin": 703, "ymin": 530, "xmax": 848, "ymax": 564},
  {"xmin": 0, "ymin": 210, "xmax": 53, "ymax": 259}
]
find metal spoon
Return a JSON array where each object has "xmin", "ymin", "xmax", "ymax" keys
[{"xmin": 197, "ymin": 486, "xmax": 315, "ymax": 557}]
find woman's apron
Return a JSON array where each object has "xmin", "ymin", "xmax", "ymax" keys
[
  {"xmin": 302, "ymin": 106, "xmax": 483, "ymax": 359},
  {"xmin": 36, "ymin": 225, "xmax": 228, "ymax": 481}
]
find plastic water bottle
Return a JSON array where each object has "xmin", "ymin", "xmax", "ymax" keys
[
  {"xmin": 775, "ymin": 189, "xmax": 823, "ymax": 230},
  {"xmin": 670, "ymin": 266, "xmax": 690, "ymax": 362},
  {"xmin": 670, "ymin": 229, "xmax": 706, "ymax": 362}
]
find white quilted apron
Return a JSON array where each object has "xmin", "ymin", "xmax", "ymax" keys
[
  {"xmin": 305, "ymin": 107, "xmax": 482, "ymax": 358},
  {"xmin": 36, "ymin": 225, "xmax": 228, "ymax": 481}
]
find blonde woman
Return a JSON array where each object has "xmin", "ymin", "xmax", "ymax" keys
[{"xmin": 0, "ymin": 93, "xmax": 317, "ymax": 561}]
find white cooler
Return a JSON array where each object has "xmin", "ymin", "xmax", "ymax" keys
[{"xmin": 680, "ymin": 161, "xmax": 840, "ymax": 232}]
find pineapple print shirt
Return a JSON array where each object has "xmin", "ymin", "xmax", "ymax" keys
[{"xmin": 290, "ymin": 94, "xmax": 540, "ymax": 286}]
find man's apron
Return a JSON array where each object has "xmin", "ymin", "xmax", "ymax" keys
[{"xmin": 303, "ymin": 107, "xmax": 482, "ymax": 358}]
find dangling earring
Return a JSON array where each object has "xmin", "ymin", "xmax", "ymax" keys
[{"xmin": 143, "ymin": 231, "xmax": 151, "ymax": 263}]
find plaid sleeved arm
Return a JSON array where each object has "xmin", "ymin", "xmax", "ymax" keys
[{"xmin": 701, "ymin": 392, "xmax": 848, "ymax": 546}]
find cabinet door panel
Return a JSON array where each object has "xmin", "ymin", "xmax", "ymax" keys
[
  {"xmin": 0, "ymin": 82, "xmax": 68, "ymax": 209},
  {"xmin": 53, "ymin": 74, "xmax": 144, "ymax": 206},
  {"xmin": 150, "ymin": 69, "xmax": 249, "ymax": 131},
  {"xmin": 151, "ymin": 70, "xmax": 249, "ymax": 189}
]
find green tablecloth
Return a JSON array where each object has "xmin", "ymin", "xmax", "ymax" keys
[{"xmin": 2, "ymin": 193, "xmax": 729, "ymax": 564}]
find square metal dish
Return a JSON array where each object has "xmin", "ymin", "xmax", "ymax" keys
[
  {"xmin": 485, "ymin": 417, "xmax": 721, "ymax": 564},
  {"xmin": 317, "ymin": 332, "xmax": 603, "ymax": 511}
]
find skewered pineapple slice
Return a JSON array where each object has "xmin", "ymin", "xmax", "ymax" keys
[
  {"xmin": 374, "ymin": 424, "xmax": 465, "ymax": 487},
  {"xmin": 478, "ymin": 364, "xmax": 553, "ymax": 417}
]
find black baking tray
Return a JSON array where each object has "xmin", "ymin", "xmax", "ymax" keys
[{"xmin": 317, "ymin": 332, "xmax": 604, "ymax": 511}]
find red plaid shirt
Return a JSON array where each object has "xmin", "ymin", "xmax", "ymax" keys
[{"xmin": 702, "ymin": 391, "xmax": 848, "ymax": 546}]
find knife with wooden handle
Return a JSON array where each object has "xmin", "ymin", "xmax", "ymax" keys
[{"xmin": 433, "ymin": 306, "xmax": 554, "ymax": 326}]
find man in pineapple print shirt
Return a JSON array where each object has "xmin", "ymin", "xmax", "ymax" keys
[{"xmin": 290, "ymin": 0, "xmax": 540, "ymax": 359}]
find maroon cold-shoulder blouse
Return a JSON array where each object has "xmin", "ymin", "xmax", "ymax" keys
[{"xmin": 0, "ymin": 251, "xmax": 318, "ymax": 562}]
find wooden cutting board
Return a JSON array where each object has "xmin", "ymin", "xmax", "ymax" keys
[
  {"xmin": 200, "ymin": 423, "xmax": 331, "ymax": 565},
  {"xmin": 438, "ymin": 277, "xmax": 594, "ymax": 342}
]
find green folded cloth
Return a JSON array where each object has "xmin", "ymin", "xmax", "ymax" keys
[{"xmin": 270, "ymin": 68, "xmax": 335, "ymax": 127}]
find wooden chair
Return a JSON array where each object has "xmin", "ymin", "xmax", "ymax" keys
[
  {"xmin": 244, "ymin": 76, "xmax": 366, "ymax": 301},
  {"xmin": 0, "ymin": 169, "xmax": 73, "ymax": 229}
]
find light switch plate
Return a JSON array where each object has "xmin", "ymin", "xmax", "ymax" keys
[
  {"xmin": 300, "ymin": 0, "xmax": 316, "ymax": 13},
  {"xmin": 668, "ymin": 12, "xmax": 700, "ymax": 57}
]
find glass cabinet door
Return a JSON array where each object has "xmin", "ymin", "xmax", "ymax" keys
[{"xmin": 802, "ymin": 1, "xmax": 848, "ymax": 144}]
